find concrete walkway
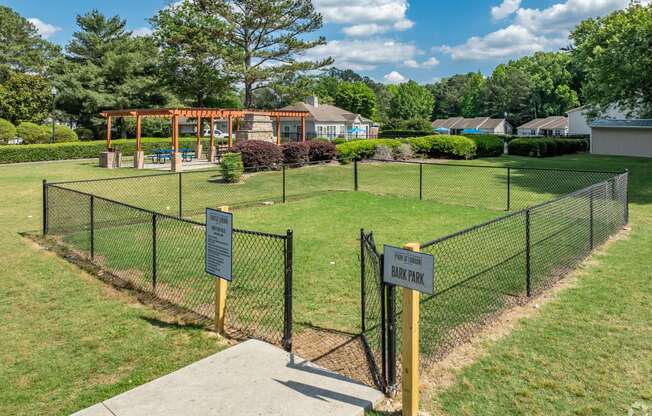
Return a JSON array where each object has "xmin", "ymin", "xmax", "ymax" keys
[{"xmin": 72, "ymin": 340, "xmax": 383, "ymax": 416}]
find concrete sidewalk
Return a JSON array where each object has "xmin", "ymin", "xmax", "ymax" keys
[{"xmin": 72, "ymin": 340, "xmax": 383, "ymax": 416}]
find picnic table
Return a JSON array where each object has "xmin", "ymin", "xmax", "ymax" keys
[{"xmin": 148, "ymin": 148, "xmax": 195, "ymax": 164}]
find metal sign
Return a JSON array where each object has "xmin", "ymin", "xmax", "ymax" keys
[
  {"xmin": 383, "ymin": 245, "xmax": 435, "ymax": 294},
  {"xmin": 205, "ymin": 208, "xmax": 233, "ymax": 281}
]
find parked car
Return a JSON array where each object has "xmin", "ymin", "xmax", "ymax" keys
[{"xmin": 203, "ymin": 128, "xmax": 229, "ymax": 138}]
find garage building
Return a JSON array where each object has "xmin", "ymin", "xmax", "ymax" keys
[{"xmin": 590, "ymin": 119, "xmax": 652, "ymax": 158}]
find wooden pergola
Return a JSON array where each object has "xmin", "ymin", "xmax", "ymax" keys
[{"xmin": 99, "ymin": 107, "xmax": 309, "ymax": 170}]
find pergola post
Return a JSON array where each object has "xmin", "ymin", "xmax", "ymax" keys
[
  {"xmin": 171, "ymin": 114, "xmax": 182, "ymax": 172},
  {"xmin": 195, "ymin": 116, "xmax": 203, "ymax": 159},
  {"xmin": 134, "ymin": 114, "xmax": 144, "ymax": 169},
  {"xmin": 276, "ymin": 116, "xmax": 281, "ymax": 145},
  {"xmin": 208, "ymin": 116, "xmax": 217, "ymax": 162},
  {"xmin": 106, "ymin": 116, "xmax": 112, "ymax": 150},
  {"xmin": 99, "ymin": 115, "xmax": 119, "ymax": 169},
  {"xmin": 227, "ymin": 115, "xmax": 233, "ymax": 147},
  {"xmin": 301, "ymin": 115, "xmax": 306, "ymax": 142}
]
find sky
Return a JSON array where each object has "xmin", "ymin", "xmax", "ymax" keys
[{"xmin": 1, "ymin": 0, "xmax": 642, "ymax": 84}]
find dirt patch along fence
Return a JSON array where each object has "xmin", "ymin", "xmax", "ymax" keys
[
  {"xmin": 43, "ymin": 183, "xmax": 293, "ymax": 349},
  {"xmin": 360, "ymin": 170, "xmax": 629, "ymax": 393}
]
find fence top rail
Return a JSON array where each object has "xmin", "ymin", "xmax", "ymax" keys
[
  {"xmin": 421, "ymin": 173, "xmax": 625, "ymax": 249},
  {"xmin": 47, "ymin": 184, "xmax": 288, "ymax": 240},
  {"xmin": 364, "ymin": 158, "xmax": 626, "ymax": 175}
]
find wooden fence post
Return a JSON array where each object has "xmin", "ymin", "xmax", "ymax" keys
[
  {"xmin": 215, "ymin": 205, "xmax": 230, "ymax": 334},
  {"xmin": 402, "ymin": 242, "xmax": 420, "ymax": 416}
]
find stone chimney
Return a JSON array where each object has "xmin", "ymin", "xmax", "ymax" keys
[{"xmin": 305, "ymin": 95, "xmax": 319, "ymax": 108}]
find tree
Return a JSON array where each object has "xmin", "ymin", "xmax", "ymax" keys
[
  {"xmin": 459, "ymin": 72, "xmax": 486, "ymax": 118},
  {"xmin": 52, "ymin": 10, "xmax": 171, "ymax": 134},
  {"xmin": 193, "ymin": 0, "xmax": 333, "ymax": 107},
  {"xmin": 0, "ymin": 6, "xmax": 59, "ymax": 73},
  {"xmin": 483, "ymin": 64, "xmax": 534, "ymax": 127},
  {"xmin": 570, "ymin": 2, "xmax": 652, "ymax": 117},
  {"xmin": 334, "ymin": 82, "xmax": 377, "ymax": 119},
  {"xmin": 0, "ymin": 71, "xmax": 51, "ymax": 124},
  {"xmin": 427, "ymin": 73, "xmax": 483, "ymax": 120},
  {"xmin": 388, "ymin": 81, "xmax": 434, "ymax": 121},
  {"xmin": 150, "ymin": 1, "xmax": 236, "ymax": 107}
]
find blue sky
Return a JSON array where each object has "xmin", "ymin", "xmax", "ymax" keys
[{"xmin": 1, "ymin": 0, "xmax": 639, "ymax": 84}]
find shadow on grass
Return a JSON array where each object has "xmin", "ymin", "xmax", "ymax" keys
[{"xmin": 141, "ymin": 316, "xmax": 207, "ymax": 331}]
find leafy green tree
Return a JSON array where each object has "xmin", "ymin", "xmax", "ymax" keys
[
  {"xmin": 571, "ymin": 2, "xmax": 652, "ymax": 117},
  {"xmin": 427, "ymin": 73, "xmax": 483, "ymax": 119},
  {"xmin": 460, "ymin": 72, "xmax": 487, "ymax": 118},
  {"xmin": 150, "ymin": 1, "xmax": 236, "ymax": 107},
  {"xmin": 388, "ymin": 80, "xmax": 434, "ymax": 121},
  {"xmin": 0, "ymin": 118, "xmax": 17, "ymax": 143},
  {"xmin": 482, "ymin": 64, "xmax": 534, "ymax": 127},
  {"xmin": 0, "ymin": 71, "xmax": 51, "ymax": 124},
  {"xmin": 334, "ymin": 82, "xmax": 377, "ymax": 119},
  {"xmin": 16, "ymin": 122, "xmax": 49, "ymax": 144},
  {"xmin": 0, "ymin": 6, "xmax": 59, "ymax": 73},
  {"xmin": 193, "ymin": 0, "xmax": 333, "ymax": 107}
]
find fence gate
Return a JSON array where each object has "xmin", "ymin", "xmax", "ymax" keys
[{"xmin": 360, "ymin": 229, "xmax": 398, "ymax": 393}]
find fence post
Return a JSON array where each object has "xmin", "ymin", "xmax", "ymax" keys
[
  {"xmin": 215, "ymin": 206, "xmax": 230, "ymax": 335},
  {"xmin": 525, "ymin": 209, "xmax": 531, "ymax": 297},
  {"xmin": 401, "ymin": 242, "xmax": 421, "ymax": 416},
  {"xmin": 589, "ymin": 187, "xmax": 594, "ymax": 250},
  {"xmin": 178, "ymin": 172, "xmax": 183, "ymax": 217},
  {"xmin": 386, "ymin": 277, "xmax": 397, "ymax": 395},
  {"xmin": 380, "ymin": 256, "xmax": 388, "ymax": 392},
  {"xmin": 282, "ymin": 164, "xmax": 287, "ymax": 203},
  {"xmin": 354, "ymin": 157, "xmax": 359, "ymax": 191},
  {"xmin": 419, "ymin": 163, "xmax": 423, "ymax": 200},
  {"xmin": 283, "ymin": 229, "xmax": 294, "ymax": 352},
  {"xmin": 360, "ymin": 229, "xmax": 366, "ymax": 333},
  {"xmin": 507, "ymin": 167, "xmax": 511, "ymax": 211},
  {"xmin": 624, "ymin": 170, "xmax": 629, "ymax": 225},
  {"xmin": 152, "ymin": 213, "xmax": 157, "ymax": 292},
  {"xmin": 90, "ymin": 195, "xmax": 95, "ymax": 260},
  {"xmin": 42, "ymin": 179, "xmax": 48, "ymax": 235}
]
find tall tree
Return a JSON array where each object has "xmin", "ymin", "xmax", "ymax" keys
[
  {"xmin": 427, "ymin": 73, "xmax": 483, "ymax": 120},
  {"xmin": 0, "ymin": 71, "xmax": 51, "ymax": 124},
  {"xmin": 334, "ymin": 82, "xmax": 377, "ymax": 119},
  {"xmin": 571, "ymin": 1, "xmax": 652, "ymax": 117},
  {"xmin": 151, "ymin": 1, "xmax": 236, "ymax": 107},
  {"xmin": 459, "ymin": 72, "xmax": 487, "ymax": 118},
  {"xmin": 193, "ymin": 0, "xmax": 333, "ymax": 107},
  {"xmin": 388, "ymin": 80, "xmax": 434, "ymax": 121},
  {"xmin": 483, "ymin": 64, "xmax": 533, "ymax": 127},
  {"xmin": 0, "ymin": 6, "xmax": 59, "ymax": 74}
]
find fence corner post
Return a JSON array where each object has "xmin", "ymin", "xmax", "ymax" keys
[
  {"xmin": 354, "ymin": 157, "xmax": 359, "ymax": 191},
  {"xmin": 215, "ymin": 206, "xmax": 230, "ymax": 336},
  {"xmin": 401, "ymin": 242, "xmax": 421, "ymax": 416},
  {"xmin": 178, "ymin": 172, "xmax": 183, "ymax": 217},
  {"xmin": 42, "ymin": 179, "xmax": 48, "ymax": 236},
  {"xmin": 90, "ymin": 194, "xmax": 95, "ymax": 260},
  {"xmin": 525, "ymin": 209, "xmax": 531, "ymax": 297},
  {"xmin": 152, "ymin": 213, "xmax": 157, "ymax": 292},
  {"xmin": 507, "ymin": 167, "xmax": 511, "ymax": 211},
  {"xmin": 283, "ymin": 228, "xmax": 294, "ymax": 352}
]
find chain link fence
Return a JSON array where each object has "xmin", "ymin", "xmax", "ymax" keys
[{"xmin": 44, "ymin": 183, "xmax": 291, "ymax": 348}]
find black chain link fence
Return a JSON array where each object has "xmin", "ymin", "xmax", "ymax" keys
[{"xmin": 44, "ymin": 183, "xmax": 291, "ymax": 348}]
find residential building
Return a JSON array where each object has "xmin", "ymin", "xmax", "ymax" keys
[
  {"xmin": 279, "ymin": 96, "xmax": 377, "ymax": 141},
  {"xmin": 567, "ymin": 105, "xmax": 630, "ymax": 136},
  {"xmin": 431, "ymin": 117, "xmax": 512, "ymax": 135},
  {"xmin": 516, "ymin": 116, "xmax": 568, "ymax": 136},
  {"xmin": 590, "ymin": 119, "xmax": 652, "ymax": 158}
]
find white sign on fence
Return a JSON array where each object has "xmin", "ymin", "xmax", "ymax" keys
[
  {"xmin": 205, "ymin": 208, "xmax": 233, "ymax": 281},
  {"xmin": 383, "ymin": 245, "xmax": 435, "ymax": 294}
]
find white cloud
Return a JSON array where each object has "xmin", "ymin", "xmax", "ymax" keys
[
  {"xmin": 491, "ymin": 0, "xmax": 522, "ymax": 20},
  {"xmin": 403, "ymin": 59, "xmax": 419, "ymax": 68},
  {"xmin": 402, "ymin": 56, "xmax": 439, "ymax": 68},
  {"xmin": 302, "ymin": 39, "xmax": 420, "ymax": 71},
  {"xmin": 383, "ymin": 70, "xmax": 407, "ymax": 84},
  {"xmin": 132, "ymin": 27, "xmax": 153, "ymax": 37},
  {"xmin": 421, "ymin": 56, "xmax": 440, "ymax": 67},
  {"xmin": 28, "ymin": 18, "xmax": 61, "ymax": 39},
  {"xmin": 313, "ymin": 0, "xmax": 414, "ymax": 36},
  {"xmin": 438, "ymin": 0, "xmax": 636, "ymax": 61}
]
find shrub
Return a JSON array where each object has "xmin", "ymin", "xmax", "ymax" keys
[
  {"xmin": 74, "ymin": 127, "xmax": 95, "ymax": 141},
  {"xmin": 373, "ymin": 145, "xmax": 393, "ymax": 160},
  {"xmin": 394, "ymin": 143, "xmax": 414, "ymax": 160},
  {"xmin": 306, "ymin": 140, "xmax": 337, "ymax": 162},
  {"xmin": 336, "ymin": 139, "xmax": 402, "ymax": 161},
  {"xmin": 232, "ymin": 140, "xmax": 282, "ymax": 169},
  {"xmin": 281, "ymin": 142, "xmax": 309, "ymax": 166},
  {"xmin": 508, "ymin": 138, "xmax": 587, "ymax": 157},
  {"xmin": 332, "ymin": 137, "xmax": 347, "ymax": 145},
  {"xmin": 463, "ymin": 134, "xmax": 504, "ymax": 157},
  {"xmin": 17, "ymin": 122, "xmax": 49, "ymax": 144},
  {"xmin": 220, "ymin": 152, "xmax": 244, "ymax": 183},
  {"xmin": 379, "ymin": 130, "xmax": 433, "ymax": 139},
  {"xmin": 409, "ymin": 135, "xmax": 477, "ymax": 159},
  {"xmin": 0, "ymin": 118, "xmax": 16, "ymax": 143},
  {"xmin": 53, "ymin": 125, "xmax": 79, "ymax": 143}
]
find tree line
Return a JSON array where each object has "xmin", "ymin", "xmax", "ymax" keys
[{"xmin": 0, "ymin": 1, "xmax": 649, "ymax": 140}]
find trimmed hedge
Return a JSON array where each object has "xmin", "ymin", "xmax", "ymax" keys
[
  {"xmin": 410, "ymin": 135, "xmax": 477, "ymax": 159},
  {"xmin": 0, "ymin": 137, "xmax": 211, "ymax": 164},
  {"xmin": 281, "ymin": 142, "xmax": 309, "ymax": 165},
  {"xmin": 379, "ymin": 130, "xmax": 433, "ymax": 139},
  {"xmin": 53, "ymin": 125, "xmax": 79, "ymax": 143},
  {"xmin": 336, "ymin": 139, "xmax": 403, "ymax": 161},
  {"xmin": 17, "ymin": 122, "xmax": 49, "ymax": 144},
  {"xmin": 463, "ymin": 134, "xmax": 504, "ymax": 157},
  {"xmin": 508, "ymin": 138, "xmax": 588, "ymax": 157},
  {"xmin": 306, "ymin": 140, "xmax": 337, "ymax": 162},
  {"xmin": 232, "ymin": 140, "xmax": 283, "ymax": 169},
  {"xmin": 0, "ymin": 118, "xmax": 16, "ymax": 143},
  {"xmin": 74, "ymin": 127, "xmax": 95, "ymax": 141}
]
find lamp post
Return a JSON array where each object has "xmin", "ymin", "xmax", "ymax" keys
[{"xmin": 50, "ymin": 86, "xmax": 58, "ymax": 143}]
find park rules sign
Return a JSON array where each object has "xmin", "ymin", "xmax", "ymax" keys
[
  {"xmin": 205, "ymin": 208, "xmax": 233, "ymax": 281},
  {"xmin": 383, "ymin": 245, "xmax": 435, "ymax": 294}
]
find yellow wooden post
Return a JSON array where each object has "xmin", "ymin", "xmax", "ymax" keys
[
  {"xmin": 214, "ymin": 205, "xmax": 230, "ymax": 335},
  {"xmin": 402, "ymin": 242, "xmax": 420, "ymax": 416}
]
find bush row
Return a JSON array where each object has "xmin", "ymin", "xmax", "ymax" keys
[
  {"xmin": 378, "ymin": 130, "xmax": 435, "ymax": 139},
  {"xmin": 0, "ymin": 137, "xmax": 210, "ymax": 164},
  {"xmin": 230, "ymin": 140, "xmax": 338, "ymax": 168},
  {"xmin": 0, "ymin": 118, "xmax": 79, "ymax": 144},
  {"xmin": 508, "ymin": 138, "xmax": 588, "ymax": 157},
  {"xmin": 462, "ymin": 134, "xmax": 505, "ymax": 157},
  {"xmin": 336, "ymin": 135, "xmax": 480, "ymax": 161}
]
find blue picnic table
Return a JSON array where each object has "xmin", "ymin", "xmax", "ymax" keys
[{"xmin": 149, "ymin": 148, "xmax": 195, "ymax": 164}]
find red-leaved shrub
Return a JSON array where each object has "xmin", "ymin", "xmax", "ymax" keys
[
  {"xmin": 232, "ymin": 140, "xmax": 283, "ymax": 168},
  {"xmin": 281, "ymin": 142, "xmax": 310, "ymax": 166},
  {"xmin": 306, "ymin": 140, "xmax": 337, "ymax": 162}
]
